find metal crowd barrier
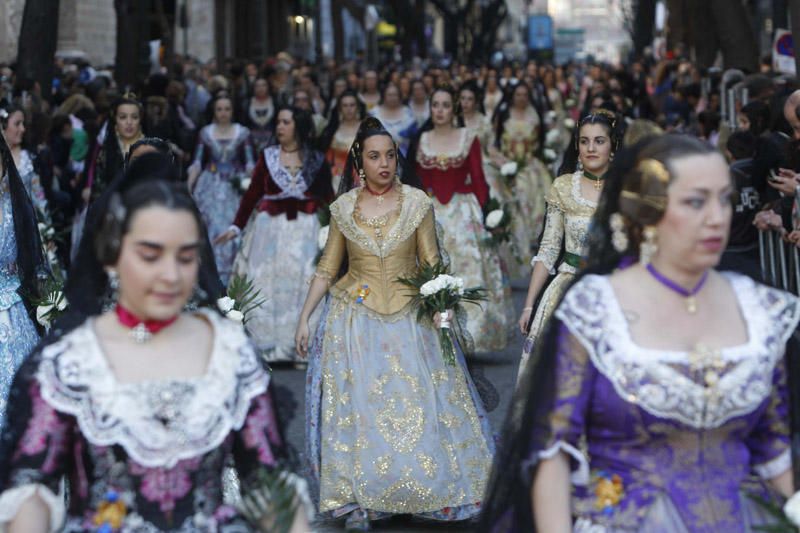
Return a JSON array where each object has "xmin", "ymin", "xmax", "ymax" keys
[{"xmin": 759, "ymin": 229, "xmax": 800, "ymax": 295}]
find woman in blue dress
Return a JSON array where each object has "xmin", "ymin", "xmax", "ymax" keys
[
  {"xmin": 0, "ymin": 133, "xmax": 44, "ymax": 427},
  {"xmin": 188, "ymin": 94, "xmax": 255, "ymax": 284}
]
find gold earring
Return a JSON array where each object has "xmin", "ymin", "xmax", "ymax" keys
[{"xmin": 639, "ymin": 225, "xmax": 657, "ymax": 265}]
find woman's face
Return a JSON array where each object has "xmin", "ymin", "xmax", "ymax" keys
[
  {"xmin": 383, "ymin": 85, "xmax": 401, "ymax": 108},
  {"xmin": 213, "ymin": 98, "xmax": 233, "ymax": 125},
  {"xmin": 114, "ymin": 206, "xmax": 201, "ymax": 321},
  {"xmin": 411, "ymin": 82, "xmax": 427, "ymax": 102},
  {"xmin": 512, "ymin": 85, "xmax": 529, "ymax": 109},
  {"xmin": 115, "ymin": 104, "xmax": 141, "ymax": 140},
  {"xmin": 655, "ymin": 153, "xmax": 733, "ymax": 271},
  {"xmin": 339, "ymin": 95, "xmax": 359, "ymax": 122},
  {"xmin": 364, "ymin": 71, "xmax": 378, "ymax": 92},
  {"xmin": 737, "ymin": 114, "xmax": 750, "ymax": 131},
  {"xmin": 334, "ymin": 78, "xmax": 347, "ymax": 97},
  {"xmin": 275, "ymin": 109, "xmax": 296, "ymax": 146},
  {"xmin": 2, "ymin": 111, "xmax": 25, "ymax": 148},
  {"xmin": 253, "ymin": 79, "xmax": 269, "ymax": 98},
  {"xmin": 459, "ymin": 89, "xmax": 476, "ymax": 115},
  {"xmin": 361, "ymin": 134, "xmax": 397, "ymax": 190},
  {"xmin": 293, "ymin": 91, "xmax": 311, "ymax": 111},
  {"xmin": 486, "ymin": 73, "xmax": 498, "ymax": 90},
  {"xmin": 431, "ymin": 90, "xmax": 454, "ymax": 126},
  {"xmin": 578, "ymin": 123, "xmax": 612, "ymax": 175}
]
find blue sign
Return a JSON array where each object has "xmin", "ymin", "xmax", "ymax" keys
[{"xmin": 528, "ymin": 15, "xmax": 554, "ymax": 50}]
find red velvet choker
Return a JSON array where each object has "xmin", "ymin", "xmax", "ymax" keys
[{"xmin": 115, "ymin": 304, "xmax": 178, "ymax": 343}]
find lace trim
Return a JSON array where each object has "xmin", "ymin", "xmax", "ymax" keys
[
  {"xmin": 36, "ymin": 309, "xmax": 269, "ymax": 468},
  {"xmin": 555, "ymin": 273, "xmax": 800, "ymax": 429},
  {"xmin": 754, "ymin": 448, "xmax": 792, "ymax": 479},
  {"xmin": 521, "ymin": 440, "xmax": 589, "ymax": 487},
  {"xmin": 571, "ymin": 171, "xmax": 598, "ymax": 209},
  {"xmin": 329, "ymin": 185, "xmax": 432, "ymax": 258},
  {"xmin": 17, "ymin": 150, "xmax": 34, "ymax": 177},
  {"xmin": 0, "ymin": 483, "xmax": 64, "ymax": 531},
  {"xmin": 263, "ymin": 146, "xmax": 310, "ymax": 200},
  {"xmin": 416, "ymin": 129, "xmax": 472, "ymax": 170}
]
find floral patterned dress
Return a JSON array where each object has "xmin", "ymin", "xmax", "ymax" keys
[
  {"xmin": 515, "ymin": 273, "xmax": 799, "ymax": 532},
  {"xmin": 16, "ymin": 150, "xmax": 48, "ymax": 218},
  {"xmin": 190, "ymin": 124, "xmax": 255, "ymax": 284},
  {"xmin": 416, "ymin": 129, "xmax": 514, "ymax": 353},
  {"xmin": 0, "ymin": 183, "xmax": 39, "ymax": 429},
  {"xmin": 518, "ymin": 172, "xmax": 596, "ymax": 378},
  {"xmin": 305, "ymin": 184, "xmax": 494, "ymax": 521},
  {"xmin": 0, "ymin": 310, "xmax": 302, "ymax": 532}
]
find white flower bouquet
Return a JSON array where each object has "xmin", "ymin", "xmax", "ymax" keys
[
  {"xmin": 220, "ymin": 274, "xmax": 267, "ymax": 324},
  {"xmin": 482, "ymin": 197, "xmax": 512, "ymax": 248},
  {"xmin": 28, "ymin": 271, "xmax": 68, "ymax": 330},
  {"xmin": 317, "ymin": 225, "xmax": 329, "ymax": 251},
  {"xmin": 398, "ymin": 263, "xmax": 486, "ymax": 365},
  {"xmin": 747, "ymin": 491, "xmax": 800, "ymax": 531}
]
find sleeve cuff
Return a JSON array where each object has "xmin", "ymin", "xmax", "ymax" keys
[
  {"xmin": 754, "ymin": 448, "xmax": 791, "ymax": 480},
  {"xmin": 531, "ymin": 254, "xmax": 556, "ymax": 275},
  {"xmin": 0, "ymin": 483, "xmax": 65, "ymax": 532},
  {"xmin": 228, "ymin": 225, "xmax": 242, "ymax": 236},
  {"xmin": 521, "ymin": 440, "xmax": 590, "ymax": 487}
]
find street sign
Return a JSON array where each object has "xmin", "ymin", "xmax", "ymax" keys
[
  {"xmin": 773, "ymin": 29, "xmax": 795, "ymax": 75},
  {"xmin": 528, "ymin": 15, "xmax": 554, "ymax": 50}
]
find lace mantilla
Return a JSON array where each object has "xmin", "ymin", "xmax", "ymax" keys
[
  {"xmin": 330, "ymin": 184, "xmax": 432, "ymax": 258},
  {"xmin": 36, "ymin": 309, "xmax": 269, "ymax": 468},
  {"xmin": 262, "ymin": 145, "xmax": 311, "ymax": 201},
  {"xmin": 555, "ymin": 273, "xmax": 800, "ymax": 429},
  {"xmin": 416, "ymin": 129, "xmax": 473, "ymax": 171}
]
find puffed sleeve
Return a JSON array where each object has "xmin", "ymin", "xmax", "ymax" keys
[
  {"xmin": 0, "ymin": 375, "xmax": 72, "ymax": 531},
  {"xmin": 530, "ymin": 184, "xmax": 565, "ymax": 274},
  {"xmin": 233, "ymin": 153, "xmax": 267, "ymax": 229},
  {"xmin": 522, "ymin": 322, "xmax": 594, "ymax": 486},
  {"xmin": 415, "ymin": 207, "xmax": 440, "ymax": 267},
  {"xmin": 467, "ymin": 137, "xmax": 489, "ymax": 207},
  {"xmin": 314, "ymin": 217, "xmax": 346, "ymax": 283},
  {"xmin": 746, "ymin": 356, "xmax": 791, "ymax": 480}
]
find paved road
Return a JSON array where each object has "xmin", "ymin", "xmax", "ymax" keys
[{"xmin": 270, "ymin": 282, "xmax": 527, "ymax": 532}]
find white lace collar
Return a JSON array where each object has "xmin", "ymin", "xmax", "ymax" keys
[
  {"xmin": 36, "ymin": 309, "xmax": 269, "ymax": 468},
  {"xmin": 555, "ymin": 273, "xmax": 800, "ymax": 429},
  {"xmin": 570, "ymin": 171, "xmax": 598, "ymax": 209},
  {"xmin": 263, "ymin": 145, "xmax": 310, "ymax": 200}
]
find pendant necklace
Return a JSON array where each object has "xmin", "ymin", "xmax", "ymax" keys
[
  {"xmin": 645, "ymin": 264, "xmax": 709, "ymax": 314},
  {"xmin": 115, "ymin": 304, "xmax": 179, "ymax": 344},
  {"xmin": 364, "ymin": 181, "xmax": 393, "ymax": 204},
  {"xmin": 583, "ymin": 170, "xmax": 605, "ymax": 191}
]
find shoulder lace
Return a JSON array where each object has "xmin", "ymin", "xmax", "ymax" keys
[
  {"xmin": 554, "ymin": 273, "xmax": 800, "ymax": 429},
  {"xmin": 330, "ymin": 185, "xmax": 432, "ymax": 257},
  {"xmin": 36, "ymin": 310, "xmax": 269, "ymax": 468}
]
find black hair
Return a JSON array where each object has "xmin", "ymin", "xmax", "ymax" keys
[
  {"xmin": 726, "ymin": 130, "xmax": 756, "ymax": 160},
  {"xmin": 407, "ymin": 84, "xmax": 464, "ymax": 166},
  {"xmin": 94, "ymin": 93, "xmax": 143, "ymax": 199},
  {"xmin": 0, "ymin": 103, "xmax": 24, "ymax": 131},
  {"xmin": 558, "ymin": 110, "xmax": 624, "ymax": 175},
  {"xmin": 125, "ymin": 136, "xmax": 175, "ymax": 167},
  {"xmin": 317, "ymin": 90, "xmax": 366, "ymax": 152},
  {"xmin": 271, "ymin": 105, "xmax": 314, "ymax": 152},
  {"xmin": 95, "ymin": 180, "xmax": 206, "ymax": 266},
  {"xmin": 458, "ymin": 79, "xmax": 486, "ymax": 115}
]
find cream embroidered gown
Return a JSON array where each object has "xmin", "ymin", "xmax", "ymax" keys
[
  {"xmin": 305, "ymin": 184, "xmax": 494, "ymax": 520},
  {"xmin": 518, "ymin": 172, "xmax": 596, "ymax": 378}
]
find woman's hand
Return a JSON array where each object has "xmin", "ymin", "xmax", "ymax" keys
[
  {"xmin": 295, "ymin": 318, "xmax": 310, "ymax": 358},
  {"xmin": 213, "ymin": 229, "xmax": 238, "ymax": 246},
  {"xmin": 81, "ymin": 187, "xmax": 91, "ymax": 204},
  {"xmin": 768, "ymin": 168, "xmax": 800, "ymax": 196},
  {"xmin": 432, "ymin": 309, "xmax": 454, "ymax": 328},
  {"xmin": 518, "ymin": 307, "xmax": 533, "ymax": 334}
]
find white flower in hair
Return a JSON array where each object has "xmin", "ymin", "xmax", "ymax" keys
[
  {"xmin": 217, "ymin": 296, "xmax": 235, "ymax": 313},
  {"xmin": 500, "ymin": 161, "xmax": 518, "ymax": 176},
  {"xmin": 486, "ymin": 209, "xmax": 504, "ymax": 229},
  {"xmin": 318, "ymin": 225, "xmax": 330, "ymax": 251}
]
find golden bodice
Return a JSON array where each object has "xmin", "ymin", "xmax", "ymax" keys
[{"xmin": 315, "ymin": 185, "xmax": 439, "ymax": 317}]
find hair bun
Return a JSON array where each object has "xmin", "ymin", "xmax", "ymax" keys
[{"xmin": 618, "ymin": 158, "xmax": 670, "ymax": 225}]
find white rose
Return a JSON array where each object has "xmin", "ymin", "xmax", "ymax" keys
[
  {"xmin": 500, "ymin": 161, "xmax": 518, "ymax": 176},
  {"xmin": 545, "ymin": 129, "xmax": 560, "ymax": 147},
  {"xmin": 217, "ymin": 296, "xmax": 235, "ymax": 313},
  {"xmin": 420, "ymin": 279, "xmax": 437, "ymax": 296},
  {"xmin": 564, "ymin": 118, "xmax": 576, "ymax": 129},
  {"xmin": 240, "ymin": 178, "xmax": 252, "ymax": 191},
  {"xmin": 544, "ymin": 148, "xmax": 557, "ymax": 161},
  {"xmin": 486, "ymin": 209, "xmax": 504, "ymax": 229},
  {"xmin": 318, "ymin": 225, "xmax": 330, "ymax": 250},
  {"xmin": 36, "ymin": 304, "xmax": 54, "ymax": 327},
  {"xmin": 226, "ymin": 309, "xmax": 244, "ymax": 322},
  {"xmin": 784, "ymin": 491, "xmax": 800, "ymax": 526}
]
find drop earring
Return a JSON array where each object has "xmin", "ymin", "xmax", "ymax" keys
[
  {"xmin": 639, "ymin": 226, "xmax": 658, "ymax": 265},
  {"xmin": 609, "ymin": 213, "xmax": 628, "ymax": 253}
]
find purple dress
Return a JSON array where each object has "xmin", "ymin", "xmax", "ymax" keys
[{"xmin": 531, "ymin": 272, "xmax": 799, "ymax": 532}]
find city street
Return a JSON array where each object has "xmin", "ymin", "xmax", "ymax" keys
[{"xmin": 273, "ymin": 281, "xmax": 528, "ymax": 532}]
